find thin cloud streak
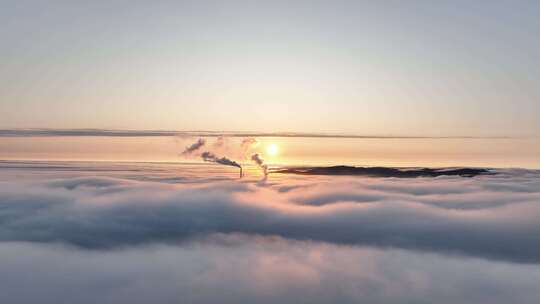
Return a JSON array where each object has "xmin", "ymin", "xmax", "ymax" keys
[{"xmin": 0, "ymin": 129, "xmax": 518, "ymax": 139}]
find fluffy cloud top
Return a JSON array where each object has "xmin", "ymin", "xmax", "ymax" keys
[
  {"xmin": 1, "ymin": 163, "xmax": 540, "ymax": 264},
  {"xmin": 2, "ymin": 237, "xmax": 540, "ymax": 304}
]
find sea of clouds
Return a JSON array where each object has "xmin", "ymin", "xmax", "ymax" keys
[{"xmin": 1, "ymin": 161, "xmax": 540, "ymax": 303}]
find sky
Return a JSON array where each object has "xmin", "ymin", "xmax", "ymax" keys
[
  {"xmin": 1, "ymin": 0, "xmax": 539, "ymax": 137},
  {"xmin": 2, "ymin": 136, "xmax": 540, "ymax": 168}
]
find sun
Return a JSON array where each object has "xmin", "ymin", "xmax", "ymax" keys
[{"xmin": 266, "ymin": 144, "xmax": 279, "ymax": 156}]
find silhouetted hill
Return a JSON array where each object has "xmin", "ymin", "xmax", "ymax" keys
[{"xmin": 272, "ymin": 166, "xmax": 492, "ymax": 178}]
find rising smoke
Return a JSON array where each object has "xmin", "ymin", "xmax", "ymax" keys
[
  {"xmin": 251, "ymin": 153, "xmax": 268, "ymax": 176},
  {"xmin": 241, "ymin": 138, "xmax": 257, "ymax": 155},
  {"xmin": 181, "ymin": 138, "xmax": 206, "ymax": 155},
  {"xmin": 201, "ymin": 151, "xmax": 243, "ymax": 177},
  {"xmin": 201, "ymin": 152, "xmax": 241, "ymax": 168},
  {"xmin": 213, "ymin": 136, "xmax": 225, "ymax": 148},
  {"xmin": 241, "ymin": 138, "xmax": 257, "ymax": 148},
  {"xmin": 181, "ymin": 137, "xmax": 265, "ymax": 178}
]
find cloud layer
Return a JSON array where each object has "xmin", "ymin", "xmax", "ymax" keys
[
  {"xmin": 2, "ymin": 162, "xmax": 540, "ymax": 303},
  {"xmin": 2, "ymin": 237, "xmax": 540, "ymax": 304},
  {"xmin": 1, "ymin": 162, "xmax": 540, "ymax": 263}
]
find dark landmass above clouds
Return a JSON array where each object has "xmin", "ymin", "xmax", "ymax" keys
[{"xmin": 273, "ymin": 166, "xmax": 493, "ymax": 177}]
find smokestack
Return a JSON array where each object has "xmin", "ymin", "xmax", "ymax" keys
[{"xmin": 251, "ymin": 153, "xmax": 268, "ymax": 176}]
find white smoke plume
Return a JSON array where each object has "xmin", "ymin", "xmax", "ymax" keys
[
  {"xmin": 213, "ymin": 136, "xmax": 225, "ymax": 148},
  {"xmin": 241, "ymin": 138, "xmax": 257, "ymax": 147},
  {"xmin": 241, "ymin": 138, "xmax": 258, "ymax": 154}
]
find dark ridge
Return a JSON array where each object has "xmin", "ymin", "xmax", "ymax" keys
[{"xmin": 271, "ymin": 165, "xmax": 493, "ymax": 178}]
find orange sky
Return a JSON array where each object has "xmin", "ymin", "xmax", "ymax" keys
[{"xmin": 1, "ymin": 136, "xmax": 539, "ymax": 169}]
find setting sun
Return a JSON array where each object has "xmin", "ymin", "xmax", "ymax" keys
[{"xmin": 266, "ymin": 143, "xmax": 279, "ymax": 156}]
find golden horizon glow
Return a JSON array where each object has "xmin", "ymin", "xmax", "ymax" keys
[{"xmin": 266, "ymin": 144, "xmax": 279, "ymax": 157}]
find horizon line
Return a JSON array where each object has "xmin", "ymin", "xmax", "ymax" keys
[{"xmin": 0, "ymin": 128, "xmax": 529, "ymax": 139}]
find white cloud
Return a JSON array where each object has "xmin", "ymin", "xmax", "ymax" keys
[
  {"xmin": 1, "ymin": 237, "xmax": 540, "ymax": 304},
  {"xmin": 2, "ymin": 162, "xmax": 540, "ymax": 303},
  {"xmin": 1, "ymin": 165, "xmax": 540, "ymax": 263}
]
